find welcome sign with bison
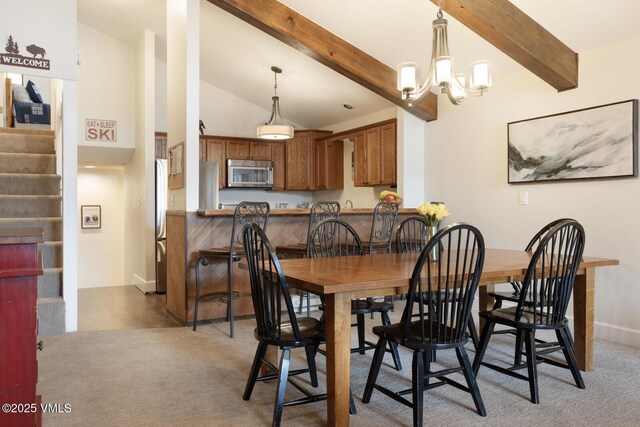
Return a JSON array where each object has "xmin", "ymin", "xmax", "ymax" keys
[{"xmin": 1, "ymin": 35, "xmax": 49, "ymax": 70}]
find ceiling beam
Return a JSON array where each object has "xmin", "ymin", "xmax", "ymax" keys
[
  {"xmin": 207, "ymin": 0, "xmax": 438, "ymax": 121},
  {"xmin": 433, "ymin": 0, "xmax": 578, "ymax": 91}
]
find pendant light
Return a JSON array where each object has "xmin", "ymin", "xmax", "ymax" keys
[{"xmin": 257, "ymin": 66, "xmax": 294, "ymax": 140}]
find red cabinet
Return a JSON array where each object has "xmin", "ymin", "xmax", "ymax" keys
[{"xmin": 0, "ymin": 228, "xmax": 44, "ymax": 427}]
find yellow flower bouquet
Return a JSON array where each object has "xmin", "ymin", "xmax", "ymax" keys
[{"xmin": 417, "ymin": 202, "xmax": 450, "ymax": 227}]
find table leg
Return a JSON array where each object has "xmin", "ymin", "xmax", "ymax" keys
[
  {"xmin": 478, "ymin": 284, "xmax": 495, "ymax": 332},
  {"xmin": 573, "ymin": 268, "xmax": 594, "ymax": 371},
  {"xmin": 325, "ymin": 292, "xmax": 352, "ymax": 426}
]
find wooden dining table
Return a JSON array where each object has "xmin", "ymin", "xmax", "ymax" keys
[{"xmin": 275, "ymin": 248, "xmax": 619, "ymax": 426}]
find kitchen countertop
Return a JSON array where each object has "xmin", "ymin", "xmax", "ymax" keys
[{"xmin": 197, "ymin": 208, "xmax": 418, "ymax": 217}]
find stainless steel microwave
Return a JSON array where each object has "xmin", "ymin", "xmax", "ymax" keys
[{"xmin": 227, "ymin": 159, "xmax": 274, "ymax": 188}]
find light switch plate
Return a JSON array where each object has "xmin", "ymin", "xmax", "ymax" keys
[{"xmin": 519, "ymin": 191, "xmax": 528, "ymax": 205}]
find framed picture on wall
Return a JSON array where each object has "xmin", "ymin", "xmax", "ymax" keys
[
  {"xmin": 508, "ymin": 99, "xmax": 638, "ymax": 183},
  {"xmin": 81, "ymin": 205, "xmax": 102, "ymax": 229}
]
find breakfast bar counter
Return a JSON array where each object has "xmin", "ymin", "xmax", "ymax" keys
[
  {"xmin": 166, "ymin": 208, "xmax": 416, "ymax": 325},
  {"xmin": 196, "ymin": 207, "xmax": 418, "ymax": 216}
]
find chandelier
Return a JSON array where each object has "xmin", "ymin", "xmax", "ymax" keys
[
  {"xmin": 257, "ymin": 66, "xmax": 294, "ymax": 140},
  {"xmin": 397, "ymin": 3, "xmax": 491, "ymax": 106}
]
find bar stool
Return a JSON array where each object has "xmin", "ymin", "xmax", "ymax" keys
[
  {"xmin": 193, "ymin": 201, "xmax": 270, "ymax": 338},
  {"xmin": 364, "ymin": 201, "xmax": 399, "ymax": 254},
  {"xmin": 276, "ymin": 201, "xmax": 340, "ymax": 316}
]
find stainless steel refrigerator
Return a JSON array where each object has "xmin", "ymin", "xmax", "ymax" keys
[{"xmin": 155, "ymin": 159, "xmax": 168, "ymax": 294}]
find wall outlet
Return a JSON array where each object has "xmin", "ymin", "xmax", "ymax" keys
[{"xmin": 519, "ymin": 191, "xmax": 528, "ymax": 205}]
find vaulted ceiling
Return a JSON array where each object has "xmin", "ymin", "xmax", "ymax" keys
[{"xmin": 77, "ymin": 0, "xmax": 640, "ymax": 128}]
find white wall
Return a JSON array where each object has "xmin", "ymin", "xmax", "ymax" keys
[
  {"xmin": 77, "ymin": 23, "xmax": 136, "ymax": 163},
  {"xmin": 77, "ymin": 168, "xmax": 125, "ymax": 288},
  {"xmin": 425, "ymin": 35, "xmax": 640, "ymax": 347},
  {"xmin": 123, "ymin": 30, "xmax": 157, "ymax": 293},
  {"xmin": 166, "ymin": 0, "xmax": 200, "ymax": 212}
]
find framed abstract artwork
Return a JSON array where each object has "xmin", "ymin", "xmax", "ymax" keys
[{"xmin": 508, "ymin": 100, "xmax": 638, "ymax": 183}]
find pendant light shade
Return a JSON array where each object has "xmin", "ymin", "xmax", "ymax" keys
[{"xmin": 257, "ymin": 66, "xmax": 294, "ymax": 140}]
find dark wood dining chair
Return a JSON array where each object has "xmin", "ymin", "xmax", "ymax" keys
[
  {"xmin": 295, "ymin": 201, "xmax": 341, "ymax": 316},
  {"xmin": 365, "ymin": 201, "xmax": 399, "ymax": 254},
  {"xmin": 395, "ymin": 215, "xmax": 429, "ymax": 254},
  {"xmin": 472, "ymin": 220, "xmax": 586, "ymax": 404},
  {"xmin": 193, "ymin": 201, "xmax": 270, "ymax": 338},
  {"xmin": 241, "ymin": 222, "xmax": 325, "ymax": 426},
  {"xmin": 395, "ymin": 215, "xmax": 480, "ymax": 351},
  {"xmin": 308, "ymin": 218, "xmax": 403, "ymax": 371},
  {"xmin": 242, "ymin": 222, "xmax": 356, "ymax": 425},
  {"xmin": 489, "ymin": 218, "xmax": 575, "ymax": 364},
  {"xmin": 363, "ymin": 223, "xmax": 487, "ymax": 426}
]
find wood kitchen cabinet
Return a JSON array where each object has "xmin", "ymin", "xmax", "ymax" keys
[
  {"xmin": 353, "ymin": 120, "xmax": 397, "ymax": 186},
  {"xmin": 353, "ymin": 131, "xmax": 367, "ymax": 186},
  {"xmin": 316, "ymin": 138, "xmax": 344, "ymax": 190},
  {"xmin": 271, "ymin": 141, "xmax": 286, "ymax": 191},
  {"xmin": 286, "ymin": 130, "xmax": 332, "ymax": 190},
  {"xmin": 199, "ymin": 136, "xmax": 207, "ymax": 161},
  {"xmin": 225, "ymin": 139, "xmax": 272, "ymax": 161},
  {"xmin": 249, "ymin": 141, "xmax": 272, "ymax": 160},
  {"xmin": 206, "ymin": 138, "xmax": 226, "ymax": 189},
  {"xmin": 225, "ymin": 140, "xmax": 250, "ymax": 159},
  {"xmin": 0, "ymin": 228, "xmax": 44, "ymax": 427}
]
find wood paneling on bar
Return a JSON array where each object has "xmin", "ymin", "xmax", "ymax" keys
[{"xmin": 166, "ymin": 212, "xmax": 187, "ymax": 321}]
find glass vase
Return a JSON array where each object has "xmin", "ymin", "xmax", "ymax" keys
[{"xmin": 425, "ymin": 225, "xmax": 439, "ymax": 262}]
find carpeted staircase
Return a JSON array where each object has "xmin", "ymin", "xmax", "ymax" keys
[{"xmin": 0, "ymin": 128, "xmax": 65, "ymax": 336}]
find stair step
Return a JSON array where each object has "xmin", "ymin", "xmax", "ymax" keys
[
  {"xmin": 0, "ymin": 128, "xmax": 54, "ymax": 137},
  {"xmin": 0, "ymin": 131, "xmax": 55, "ymax": 154},
  {"xmin": 0, "ymin": 173, "xmax": 60, "ymax": 195},
  {"xmin": 0, "ymin": 195, "xmax": 61, "ymax": 217},
  {"xmin": 0, "ymin": 152, "xmax": 56, "ymax": 174},
  {"xmin": 37, "ymin": 297, "xmax": 66, "ymax": 337},
  {"xmin": 42, "ymin": 241, "xmax": 62, "ymax": 269},
  {"xmin": 0, "ymin": 217, "xmax": 62, "ymax": 241},
  {"xmin": 38, "ymin": 268, "xmax": 63, "ymax": 298}
]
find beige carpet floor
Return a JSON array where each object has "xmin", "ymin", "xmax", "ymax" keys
[{"xmin": 38, "ymin": 306, "xmax": 640, "ymax": 426}]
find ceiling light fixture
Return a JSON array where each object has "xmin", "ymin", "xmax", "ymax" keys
[
  {"xmin": 257, "ymin": 66, "xmax": 294, "ymax": 140},
  {"xmin": 397, "ymin": 1, "xmax": 491, "ymax": 106}
]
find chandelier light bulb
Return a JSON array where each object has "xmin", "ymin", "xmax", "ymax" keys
[
  {"xmin": 469, "ymin": 60, "xmax": 492, "ymax": 91},
  {"xmin": 397, "ymin": 62, "xmax": 418, "ymax": 93}
]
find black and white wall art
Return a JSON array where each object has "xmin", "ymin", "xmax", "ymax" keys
[{"xmin": 508, "ymin": 100, "xmax": 638, "ymax": 183}]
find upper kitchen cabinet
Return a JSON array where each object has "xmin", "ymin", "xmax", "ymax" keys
[
  {"xmin": 199, "ymin": 136, "xmax": 207, "ymax": 161},
  {"xmin": 285, "ymin": 130, "xmax": 332, "ymax": 190},
  {"xmin": 225, "ymin": 139, "xmax": 250, "ymax": 159},
  {"xmin": 271, "ymin": 141, "xmax": 286, "ymax": 191},
  {"xmin": 206, "ymin": 138, "xmax": 226, "ymax": 189},
  {"xmin": 353, "ymin": 119, "xmax": 397, "ymax": 187},
  {"xmin": 316, "ymin": 138, "xmax": 344, "ymax": 190},
  {"xmin": 250, "ymin": 141, "xmax": 272, "ymax": 160},
  {"xmin": 225, "ymin": 139, "xmax": 272, "ymax": 161}
]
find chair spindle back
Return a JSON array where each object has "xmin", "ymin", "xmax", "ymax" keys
[{"xmin": 402, "ymin": 223, "xmax": 485, "ymax": 347}]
